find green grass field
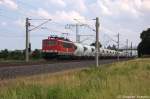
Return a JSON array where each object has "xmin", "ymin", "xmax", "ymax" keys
[{"xmin": 0, "ymin": 58, "xmax": 150, "ymax": 99}]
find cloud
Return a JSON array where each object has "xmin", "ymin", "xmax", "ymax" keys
[
  {"xmin": 36, "ymin": 8, "xmax": 52, "ymax": 18},
  {"xmin": 87, "ymin": 0, "xmax": 150, "ymax": 46},
  {"xmin": 54, "ymin": 11, "xmax": 86, "ymax": 23},
  {"xmin": 30, "ymin": 8, "xmax": 86, "ymax": 23},
  {"xmin": 48, "ymin": 0, "xmax": 66, "ymax": 7},
  {"xmin": 97, "ymin": 0, "xmax": 112, "ymax": 15},
  {"xmin": 88, "ymin": 0, "xmax": 113, "ymax": 16},
  {"xmin": 66, "ymin": 0, "xmax": 87, "ymax": 13},
  {"xmin": 89, "ymin": 0, "xmax": 144, "ymax": 17},
  {"xmin": 132, "ymin": 0, "xmax": 150, "ymax": 11},
  {"xmin": 0, "ymin": 0, "xmax": 18, "ymax": 10},
  {"xmin": 142, "ymin": 0, "xmax": 150, "ymax": 10},
  {"xmin": 46, "ymin": 0, "xmax": 87, "ymax": 13}
]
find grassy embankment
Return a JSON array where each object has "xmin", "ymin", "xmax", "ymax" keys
[{"xmin": 0, "ymin": 58, "xmax": 150, "ymax": 99}]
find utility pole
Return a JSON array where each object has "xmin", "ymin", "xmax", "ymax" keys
[
  {"xmin": 25, "ymin": 18, "xmax": 51, "ymax": 62},
  {"xmin": 126, "ymin": 39, "xmax": 128, "ymax": 58},
  {"xmin": 95, "ymin": 17, "xmax": 100, "ymax": 67},
  {"xmin": 117, "ymin": 33, "xmax": 120, "ymax": 61},
  {"xmin": 130, "ymin": 42, "xmax": 132, "ymax": 57},
  {"xmin": 62, "ymin": 33, "xmax": 69, "ymax": 39},
  {"xmin": 66, "ymin": 24, "xmax": 85, "ymax": 43},
  {"xmin": 76, "ymin": 24, "xmax": 80, "ymax": 43},
  {"xmin": 25, "ymin": 18, "xmax": 30, "ymax": 62},
  {"xmin": 68, "ymin": 19, "xmax": 96, "ymax": 43}
]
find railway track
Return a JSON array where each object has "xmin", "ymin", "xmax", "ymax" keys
[
  {"xmin": 0, "ymin": 60, "xmax": 85, "ymax": 67},
  {"xmin": 0, "ymin": 59, "xmax": 129, "ymax": 80}
]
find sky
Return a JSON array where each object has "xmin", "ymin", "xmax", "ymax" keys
[{"xmin": 0, "ymin": 0, "xmax": 150, "ymax": 50}]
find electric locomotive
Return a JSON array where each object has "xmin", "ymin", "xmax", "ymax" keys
[{"xmin": 42, "ymin": 36, "xmax": 76, "ymax": 59}]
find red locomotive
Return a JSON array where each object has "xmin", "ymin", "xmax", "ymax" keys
[{"xmin": 42, "ymin": 36, "xmax": 76, "ymax": 59}]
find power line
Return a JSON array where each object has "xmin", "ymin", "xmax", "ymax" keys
[
  {"xmin": 40, "ymin": 27, "xmax": 71, "ymax": 34},
  {"xmin": 74, "ymin": 19, "xmax": 96, "ymax": 32},
  {"xmin": 52, "ymin": 21, "xmax": 66, "ymax": 27},
  {"xmin": 102, "ymin": 33, "xmax": 117, "ymax": 43},
  {"xmin": 29, "ymin": 19, "xmax": 51, "ymax": 31}
]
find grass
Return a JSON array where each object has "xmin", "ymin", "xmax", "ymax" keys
[{"xmin": 0, "ymin": 58, "xmax": 150, "ymax": 99}]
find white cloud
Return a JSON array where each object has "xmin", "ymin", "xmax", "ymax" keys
[
  {"xmin": 97, "ymin": 0, "xmax": 112, "ymax": 15},
  {"xmin": 141, "ymin": 0, "xmax": 150, "ymax": 11},
  {"xmin": 36, "ymin": 8, "xmax": 52, "ymax": 18},
  {"xmin": 66, "ymin": 0, "xmax": 87, "ymax": 13},
  {"xmin": 88, "ymin": 0, "xmax": 150, "ymax": 46},
  {"xmin": 48, "ymin": 0, "xmax": 66, "ymax": 7},
  {"xmin": 46, "ymin": 0, "xmax": 87, "ymax": 13},
  {"xmin": 54, "ymin": 11, "xmax": 86, "ymax": 23},
  {"xmin": 30, "ymin": 8, "xmax": 86, "ymax": 23},
  {"xmin": 90, "ymin": 0, "xmax": 143, "ymax": 17},
  {"xmin": 0, "ymin": 0, "xmax": 18, "ymax": 10},
  {"xmin": 75, "ymin": 0, "xmax": 87, "ymax": 12}
]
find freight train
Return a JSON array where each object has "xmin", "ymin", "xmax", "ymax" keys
[{"xmin": 42, "ymin": 36, "xmax": 129, "ymax": 59}]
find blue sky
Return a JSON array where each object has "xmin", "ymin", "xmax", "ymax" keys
[{"xmin": 0, "ymin": 0, "xmax": 150, "ymax": 50}]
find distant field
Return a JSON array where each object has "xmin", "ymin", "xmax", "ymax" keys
[{"xmin": 0, "ymin": 58, "xmax": 150, "ymax": 99}]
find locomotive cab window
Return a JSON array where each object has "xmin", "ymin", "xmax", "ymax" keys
[
  {"xmin": 48, "ymin": 41, "xmax": 56, "ymax": 46},
  {"xmin": 63, "ymin": 42, "xmax": 72, "ymax": 48}
]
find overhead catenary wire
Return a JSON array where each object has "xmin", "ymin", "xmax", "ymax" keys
[
  {"xmin": 40, "ymin": 27, "xmax": 71, "ymax": 34},
  {"xmin": 28, "ymin": 19, "xmax": 51, "ymax": 31},
  {"xmin": 74, "ymin": 19, "xmax": 96, "ymax": 32},
  {"xmin": 73, "ymin": 19, "xmax": 120, "ymax": 47}
]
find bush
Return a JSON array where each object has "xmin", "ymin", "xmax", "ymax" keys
[
  {"xmin": 0, "ymin": 49, "xmax": 25, "ymax": 60},
  {"xmin": 31, "ymin": 49, "xmax": 42, "ymax": 59}
]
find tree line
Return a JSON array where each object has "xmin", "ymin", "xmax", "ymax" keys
[{"xmin": 0, "ymin": 49, "xmax": 42, "ymax": 60}]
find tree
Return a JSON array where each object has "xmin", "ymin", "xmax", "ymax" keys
[
  {"xmin": 0, "ymin": 49, "xmax": 9, "ymax": 59},
  {"xmin": 8, "ymin": 50, "xmax": 24, "ymax": 60},
  {"xmin": 107, "ymin": 44, "xmax": 117, "ymax": 50},
  {"xmin": 138, "ymin": 28, "xmax": 150, "ymax": 57}
]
